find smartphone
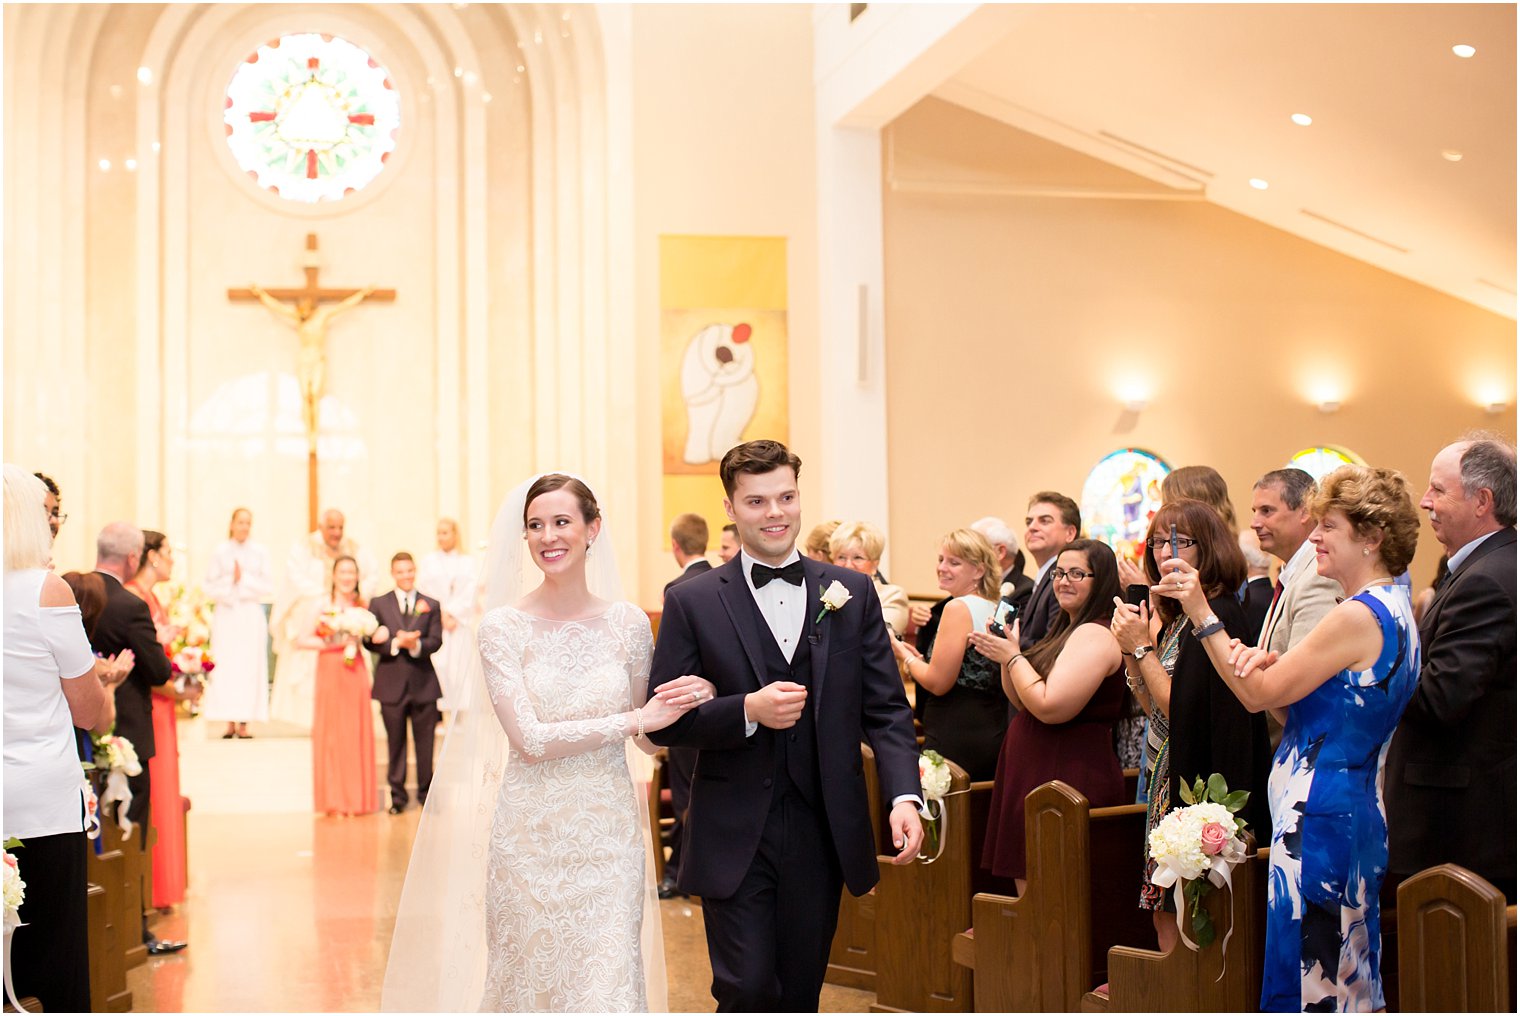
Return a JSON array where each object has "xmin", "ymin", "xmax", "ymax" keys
[
  {"xmin": 988, "ymin": 598, "xmax": 1020, "ymax": 638},
  {"xmin": 1123, "ymin": 584, "xmax": 1149, "ymax": 608},
  {"xmin": 1168, "ymin": 523, "xmax": 1178, "ymax": 570}
]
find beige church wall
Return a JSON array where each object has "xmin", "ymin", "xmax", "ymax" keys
[
  {"xmin": 626, "ymin": 3, "xmax": 821, "ymax": 607},
  {"xmin": 882, "ymin": 98, "xmax": 1516, "ymax": 599}
]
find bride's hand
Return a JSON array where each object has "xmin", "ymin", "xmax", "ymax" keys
[
  {"xmin": 651, "ymin": 675, "xmax": 716, "ymax": 708},
  {"xmin": 637, "ymin": 694, "xmax": 697, "ymax": 734}
]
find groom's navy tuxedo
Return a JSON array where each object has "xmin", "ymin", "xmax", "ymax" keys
[
  {"xmin": 649, "ymin": 554, "xmax": 919, "ymax": 1010},
  {"xmin": 364, "ymin": 589, "xmax": 444, "ymax": 809}
]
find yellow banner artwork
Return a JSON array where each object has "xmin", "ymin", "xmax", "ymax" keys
[{"xmin": 660, "ymin": 235, "xmax": 789, "ymax": 530}]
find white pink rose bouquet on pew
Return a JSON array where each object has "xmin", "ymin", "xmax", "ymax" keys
[
  {"xmin": 90, "ymin": 733, "xmax": 144, "ymax": 835},
  {"xmin": 2, "ymin": 839, "xmax": 25, "ymax": 1012},
  {"xmin": 1148, "ymin": 773, "xmax": 1250, "ymax": 953},
  {"xmin": 917, "ymin": 750, "xmax": 953, "ymax": 863}
]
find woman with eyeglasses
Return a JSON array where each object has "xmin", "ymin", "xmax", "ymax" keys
[
  {"xmin": 1109, "ymin": 499, "xmax": 1270, "ymax": 950},
  {"xmin": 970, "ymin": 539, "xmax": 1127, "ymax": 887}
]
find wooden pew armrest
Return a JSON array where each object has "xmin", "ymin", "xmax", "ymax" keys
[{"xmin": 951, "ymin": 929, "xmax": 974, "ymax": 970}]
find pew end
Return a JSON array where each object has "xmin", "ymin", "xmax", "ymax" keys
[{"xmin": 1397, "ymin": 863, "xmax": 1512, "ymax": 1012}]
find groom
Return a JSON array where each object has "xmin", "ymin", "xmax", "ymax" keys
[
  {"xmin": 365, "ymin": 552, "xmax": 444, "ymax": 814},
  {"xmin": 649, "ymin": 440, "xmax": 923, "ymax": 1011}
]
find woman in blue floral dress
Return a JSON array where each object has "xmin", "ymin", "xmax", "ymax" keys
[{"xmin": 1157, "ymin": 465, "xmax": 1421, "ymax": 1012}]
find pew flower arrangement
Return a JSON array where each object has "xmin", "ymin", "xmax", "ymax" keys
[
  {"xmin": 2, "ymin": 839, "xmax": 23, "ymax": 1013},
  {"xmin": 1148, "ymin": 773, "xmax": 1250, "ymax": 951},
  {"xmin": 918, "ymin": 750, "xmax": 953, "ymax": 862},
  {"xmin": 91, "ymin": 734, "xmax": 144, "ymax": 835}
]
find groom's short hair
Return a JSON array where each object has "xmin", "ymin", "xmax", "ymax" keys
[
  {"xmin": 720, "ymin": 440, "xmax": 803, "ymax": 498},
  {"xmin": 391, "ymin": 551, "xmax": 414, "ymax": 566}
]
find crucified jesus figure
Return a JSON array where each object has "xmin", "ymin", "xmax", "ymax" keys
[{"xmin": 248, "ymin": 283, "xmax": 376, "ymax": 444}]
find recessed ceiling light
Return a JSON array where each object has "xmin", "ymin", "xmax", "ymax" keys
[
  {"xmin": 1452, "ymin": 44, "xmax": 1476, "ymax": 58},
  {"xmin": 1249, "ymin": 178, "xmax": 1269, "ymax": 190},
  {"xmin": 1291, "ymin": 113, "xmax": 1313, "ymax": 126},
  {"xmin": 1442, "ymin": 149, "xmax": 1464, "ymax": 162}
]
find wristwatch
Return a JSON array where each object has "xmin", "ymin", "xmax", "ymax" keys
[
  {"xmin": 1192, "ymin": 613, "xmax": 1224, "ymax": 639},
  {"xmin": 1132, "ymin": 644, "xmax": 1157, "ymax": 662}
]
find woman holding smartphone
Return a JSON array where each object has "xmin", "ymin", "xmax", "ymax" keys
[
  {"xmin": 1110, "ymin": 500, "xmax": 1270, "ymax": 951},
  {"xmin": 892, "ymin": 528, "xmax": 1006, "ymax": 780}
]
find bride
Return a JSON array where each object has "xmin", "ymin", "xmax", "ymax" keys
[{"xmin": 381, "ymin": 473, "xmax": 713, "ymax": 1011}]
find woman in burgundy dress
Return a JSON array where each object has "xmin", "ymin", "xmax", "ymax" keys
[{"xmin": 970, "ymin": 539, "xmax": 1127, "ymax": 887}]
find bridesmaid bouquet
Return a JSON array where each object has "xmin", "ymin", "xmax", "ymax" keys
[
  {"xmin": 89, "ymin": 734, "xmax": 143, "ymax": 835},
  {"xmin": 328, "ymin": 607, "xmax": 380, "ymax": 666},
  {"xmin": 1148, "ymin": 773, "xmax": 1250, "ymax": 951}
]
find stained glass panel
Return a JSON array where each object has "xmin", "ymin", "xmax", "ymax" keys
[
  {"xmin": 1081, "ymin": 448, "xmax": 1172, "ymax": 562},
  {"xmin": 1288, "ymin": 446, "xmax": 1363, "ymax": 481}
]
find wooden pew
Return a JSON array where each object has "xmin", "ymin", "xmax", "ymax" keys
[
  {"xmin": 96, "ymin": 812, "xmax": 147, "ymax": 970},
  {"xmin": 826, "ymin": 744, "xmax": 885, "ymax": 992},
  {"xmin": 954, "ymin": 781, "xmax": 1152, "ymax": 1012},
  {"xmin": 870, "ymin": 760, "xmax": 978, "ymax": 1012},
  {"xmin": 1084, "ymin": 843, "xmax": 1266, "ymax": 1011},
  {"xmin": 1397, "ymin": 863, "xmax": 1514, "ymax": 1012},
  {"xmin": 84, "ymin": 836, "xmax": 133, "ymax": 1012}
]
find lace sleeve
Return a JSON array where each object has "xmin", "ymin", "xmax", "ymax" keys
[
  {"xmin": 610, "ymin": 603, "xmax": 659, "ymax": 756},
  {"xmin": 477, "ymin": 608, "xmax": 633, "ymax": 762}
]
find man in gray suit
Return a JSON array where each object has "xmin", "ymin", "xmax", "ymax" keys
[{"xmin": 1250, "ymin": 468, "xmax": 1341, "ymax": 653}]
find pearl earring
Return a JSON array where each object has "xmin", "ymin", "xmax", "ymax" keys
[{"xmin": 1363, "ymin": 548, "xmax": 1369, "ymax": 556}]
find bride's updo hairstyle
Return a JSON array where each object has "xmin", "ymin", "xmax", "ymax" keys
[{"xmin": 522, "ymin": 473, "xmax": 602, "ymax": 525}]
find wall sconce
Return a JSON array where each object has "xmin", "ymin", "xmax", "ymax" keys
[
  {"xmin": 1486, "ymin": 401, "xmax": 1508, "ymax": 415},
  {"xmin": 1317, "ymin": 400, "xmax": 1341, "ymax": 414},
  {"xmin": 1121, "ymin": 397, "xmax": 1149, "ymax": 413}
]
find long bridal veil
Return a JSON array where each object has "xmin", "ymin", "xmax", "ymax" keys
[{"xmin": 379, "ymin": 474, "xmax": 669, "ymax": 1012}]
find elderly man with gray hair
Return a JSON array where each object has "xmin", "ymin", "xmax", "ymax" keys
[
  {"xmin": 1386, "ymin": 433, "xmax": 1517, "ymax": 900},
  {"xmin": 89, "ymin": 521, "xmax": 183, "ymax": 954},
  {"xmin": 969, "ymin": 516, "xmax": 1034, "ymax": 610}
]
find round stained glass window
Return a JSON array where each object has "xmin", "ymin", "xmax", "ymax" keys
[
  {"xmin": 1288, "ymin": 445, "xmax": 1364, "ymax": 481},
  {"xmin": 1081, "ymin": 448, "xmax": 1172, "ymax": 562},
  {"xmin": 224, "ymin": 33, "xmax": 400, "ymax": 203}
]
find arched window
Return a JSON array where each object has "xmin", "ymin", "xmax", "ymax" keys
[
  {"xmin": 1080, "ymin": 448, "xmax": 1171, "ymax": 562},
  {"xmin": 1287, "ymin": 445, "xmax": 1364, "ymax": 481},
  {"xmin": 224, "ymin": 34, "xmax": 400, "ymax": 203}
]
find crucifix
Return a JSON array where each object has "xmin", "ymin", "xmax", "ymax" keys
[{"xmin": 228, "ymin": 233, "xmax": 395, "ymax": 530}]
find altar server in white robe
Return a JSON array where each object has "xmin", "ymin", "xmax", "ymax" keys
[
  {"xmin": 201, "ymin": 508, "xmax": 274, "ymax": 737},
  {"xmin": 415, "ymin": 518, "xmax": 478, "ymax": 711},
  {"xmin": 269, "ymin": 508, "xmax": 378, "ymax": 729}
]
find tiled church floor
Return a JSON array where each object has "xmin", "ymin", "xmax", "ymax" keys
[{"xmin": 127, "ymin": 720, "xmax": 875, "ymax": 1012}]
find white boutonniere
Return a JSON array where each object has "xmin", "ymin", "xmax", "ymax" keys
[
  {"xmin": 814, "ymin": 579, "xmax": 852, "ymax": 624},
  {"xmin": 1000, "ymin": 581, "xmax": 1015, "ymax": 599}
]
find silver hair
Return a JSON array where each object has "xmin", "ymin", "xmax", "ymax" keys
[
  {"xmin": 1458, "ymin": 432, "xmax": 1517, "ymax": 527},
  {"xmin": 969, "ymin": 516, "xmax": 1019, "ymax": 555},
  {"xmin": 1237, "ymin": 529, "xmax": 1273, "ymax": 571},
  {"xmin": 96, "ymin": 520, "xmax": 145, "ymax": 563}
]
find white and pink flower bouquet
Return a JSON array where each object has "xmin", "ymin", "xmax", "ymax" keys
[
  {"xmin": 2, "ymin": 839, "xmax": 24, "ymax": 1011},
  {"xmin": 90, "ymin": 734, "xmax": 143, "ymax": 835},
  {"xmin": 1147, "ymin": 773, "xmax": 1250, "ymax": 951},
  {"xmin": 917, "ymin": 750, "xmax": 953, "ymax": 862},
  {"xmin": 318, "ymin": 607, "xmax": 380, "ymax": 666}
]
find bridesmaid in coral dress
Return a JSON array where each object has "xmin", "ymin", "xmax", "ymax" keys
[
  {"xmin": 297, "ymin": 555, "xmax": 379, "ymax": 817},
  {"xmin": 124, "ymin": 530, "xmax": 200, "ymax": 909}
]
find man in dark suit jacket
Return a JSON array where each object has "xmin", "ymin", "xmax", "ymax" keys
[
  {"xmin": 88, "ymin": 522, "xmax": 178, "ymax": 952},
  {"xmin": 364, "ymin": 552, "xmax": 444, "ymax": 813},
  {"xmin": 1019, "ymin": 491, "xmax": 1080, "ymax": 650},
  {"xmin": 658, "ymin": 513, "xmax": 714, "ymax": 898},
  {"xmin": 649, "ymin": 441, "xmax": 922, "ymax": 1011},
  {"xmin": 1386, "ymin": 436, "xmax": 1517, "ymax": 899}
]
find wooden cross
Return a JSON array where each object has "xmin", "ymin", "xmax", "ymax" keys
[{"xmin": 229, "ymin": 233, "xmax": 396, "ymax": 530}]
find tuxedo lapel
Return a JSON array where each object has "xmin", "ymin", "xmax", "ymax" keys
[
  {"xmin": 802, "ymin": 559, "xmax": 831, "ymax": 716},
  {"xmin": 716, "ymin": 559, "xmax": 769, "ymax": 691}
]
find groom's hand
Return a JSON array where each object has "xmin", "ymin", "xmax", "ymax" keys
[
  {"xmin": 887, "ymin": 801, "xmax": 925, "ymax": 864},
  {"xmin": 743, "ymin": 682, "xmax": 807, "ymax": 729}
]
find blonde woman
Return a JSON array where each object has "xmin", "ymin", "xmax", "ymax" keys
[
  {"xmin": 891, "ymin": 528, "xmax": 1005, "ymax": 779},
  {"xmin": 829, "ymin": 521, "xmax": 910, "ymax": 636}
]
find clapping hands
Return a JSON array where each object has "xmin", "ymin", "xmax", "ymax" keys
[{"xmin": 967, "ymin": 615, "xmax": 1019, "ymax": 665}]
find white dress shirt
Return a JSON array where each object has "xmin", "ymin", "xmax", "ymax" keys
[
  {"xmin": 1447, "ymin": 529, "xmax": 1500, "ymax": 574},
  {"xmin": 738, "ymin": 548, "xmax": 807, "ymax": 663},
  {"xmin": 390, "ymin": 589, "xmax": 422, "ymax": 658},
  {"xmin": 1277, "ymin": 537, "xmax": 1317, "ymax": 588}
]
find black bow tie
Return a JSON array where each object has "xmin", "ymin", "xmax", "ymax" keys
[{"xmin": 751, "ymin": 560, "xmax": 805, "ymax": 588}]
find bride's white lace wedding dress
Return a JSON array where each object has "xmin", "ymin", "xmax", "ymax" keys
[{"xmin": 476, "ymin": 600, "xmax": 654, "ymax": 1012}]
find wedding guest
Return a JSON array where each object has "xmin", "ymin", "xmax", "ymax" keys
[
  {"xmin": 202, "ymin": 508, "xmax": 273, "ymax": 738},
  {"xmin": 831, "ymin": 521, "xmax": 910, "ymax": 636},
  {"xmin": 1110, "ymin": 499, "xmax": 1269, "ymax": 951},
  {"xmin": 1251, "ymin": 468, "xmax": 1342, "ymax": 655},
  {"xmin": 1238, "ymin": 528, "xmax": 1274, "ymax": 637},
  {"xmin": 1018, "ymin": 493, "xmax": 1081, "ymax": 649},
  {"xmin": 61, "ymin": 572, "xmax": 132, "ymax": 736},
  {"xmin": 1174, "ymin": 465, "xmax": 1421, "ymax": 1010},
  {"xmin": 124, "ymin": 530, "xmax": 199, "ymax": 912},
  {"xmin": 417, "ymin": 518, "xmax": 479, "ymax": 712},
  {"xmin": 972, "ymin": 539, "xmax": 1127, "ymax": 887},
  {"xmin": 804, "ymin": 519, "xmax": 841, "ymax": 562},
  {"xmin": 970, "ymin": 516, "xmax": 1034, "ymax": 610},
  {"xmin": 892, "ymin": 529, "xmax": 1007, "ymax": 781},
  {"xmin": 1162, "ymin": 465, "xmax": 1238, "ymax": 535},
  {"xmin": 658, "ymin": 513, "xmax": 714, "ymax": 899},
  {"xmin": 88, "ymin": 521, "xmax": 181, "ymax": 954},
  {"xmin": 3, "ymin": 466, "xmax": 110, "ymax": 1011},
  {"xmin": 1387, "ymin": 435, "xmax": 1516, "ymax": 900},
  {"xmin": 35, "ymin": 471, "xmax": 63, "ymax": 540},
  {"xmin": 298, "ymin": 556, "xmax": 379, "ymax": 817},
  {"xmin": 718, "ymin": 523, "xmax": 740, "ymax": 563}
]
